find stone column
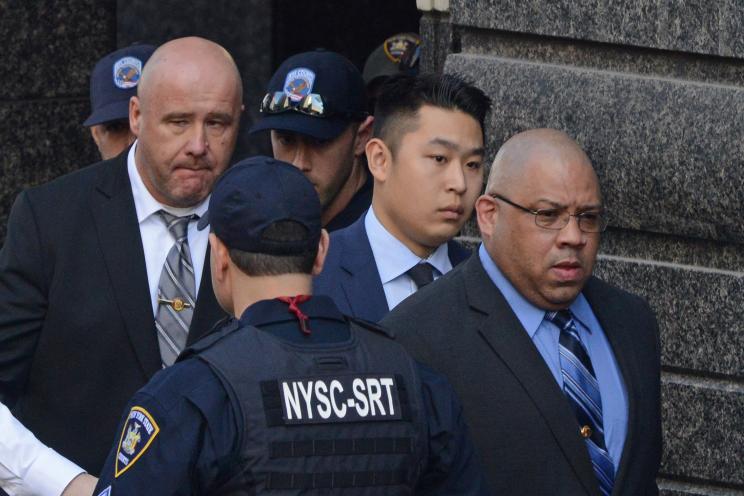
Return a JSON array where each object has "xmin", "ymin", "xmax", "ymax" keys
[
  {"xmin": 0, "ymin": 0, "xmax": 116, "ymax": 242},
  {"xmin": 426, "ymin": 1, "xmax": 744, "ymax": 494}
]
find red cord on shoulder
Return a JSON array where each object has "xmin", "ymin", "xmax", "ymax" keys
[{"xmin": 276, "ymin": 295, "xmax": 312, "ymax": 334}]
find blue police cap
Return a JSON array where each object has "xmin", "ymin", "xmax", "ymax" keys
[
  {"xmin": 83, "ymin": 44, "xmax": 156, "ymax": 127},
  {"xmin": 249, "ymin": 49, "xmax": 367, "ymax": 140},
  {"xmin": 197, "ymin": 156, "xmax": 322, "ymax": 255}
]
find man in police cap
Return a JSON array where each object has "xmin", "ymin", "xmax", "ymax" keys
[
  {"xmin": 83, "ymin": 43, "xmax": 156, "ymax": 160},
  {"xmin": 93, "ymin": 156, "xmax": 489, "ymax": 495},
  {"xmin": 250, "ymin": 50, "xmax": 374, "ymax": 232}
]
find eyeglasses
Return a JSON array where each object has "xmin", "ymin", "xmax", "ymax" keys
[
  {"xmin": 490, "ymin": 193, "xmax": 608, "ymax": 233},
  {"xmin": 260, "ymin": 91, "xmax": 367, "ymax": 120}
]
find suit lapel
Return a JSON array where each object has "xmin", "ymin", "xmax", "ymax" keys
[
  {"xmin": 90, "ymin": 154, "xmax": 161, "ymax": 377},
  {"xmin": 187, "ymin": 244, "xmax": 226, "ymax": 345},
  {"xmin": 447, "ymin": 239, "xmax": 472, "ymax": 267},
  {"xmin": 583, "ymin": 278, "xmax": 639, "ymax": 493},
  {"xmin": 338, "ymin": 218, "xmax": 388, "ymax": 322},
  {"xmin": 464, "ymin": 256, "xmax": 600, "ymax": 496}
]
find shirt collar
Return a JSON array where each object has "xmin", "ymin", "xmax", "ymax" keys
[
  {"xmin": 477, "ymin": 244, "xmax": 591, "ymax": 336},
  {"xmin": 127, "ymin": 140, "xmax": 209, "ymax": 224},
  {"xmin": 365, "ymin": 207, "xmax": 450, "ymax": 284}
]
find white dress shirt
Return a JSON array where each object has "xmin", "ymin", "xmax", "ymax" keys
[
  {"xmin": 127, "ymin": 143, "xmax": 210, "ymax": 315},
  {"xmin": 365, "ymin": 207, "xmax": 452, "ymax": 311},
  {"xmin": 0, "ymin": 402, "xmax": 84, "ymax": 496}
]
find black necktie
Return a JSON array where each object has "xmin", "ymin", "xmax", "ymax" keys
[{"xmin": 406, "ymin": 262, "xmax": 435, "ymax": 289}]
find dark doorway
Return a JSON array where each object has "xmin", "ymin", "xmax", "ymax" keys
[{"xmin": 272, "ymin": 0, "xmax": 422, "ymax": 72}]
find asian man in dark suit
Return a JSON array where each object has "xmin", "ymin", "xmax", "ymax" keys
[
  {"xmin": 314, "ymin": 74, "xmax": 490, "ymax": 322},
  {"xmin": 383, "ymin": 129, "xmax": 662, "ymax": 495},
  {"xmin": 0, "ymin": 37, "xmax": 241, "ymax": 477}
]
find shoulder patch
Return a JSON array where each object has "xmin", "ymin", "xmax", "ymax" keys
[{"xmin": 114, "ymin": 406, "xmax": 160, "ymax": 478}]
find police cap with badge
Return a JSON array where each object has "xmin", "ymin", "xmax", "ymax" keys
[
  {"xmin": 362, "ymin": 32, "xmax": 421, "ymax": 88},
  {"xmin": 83, "ymin": 43, "xmax": 155, "ymax": 127},
  {"xmin": 249, "ymin": 49, "xmax": 368, "ymax": 141}
]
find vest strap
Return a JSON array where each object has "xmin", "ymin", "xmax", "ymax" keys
[
  {"xmin": 266, "ymin": 470, "xmax": 408, "ymax": 489},
  {"xmin": 269, "ymin": 437, "xmax": 413, "ymax": 458}
]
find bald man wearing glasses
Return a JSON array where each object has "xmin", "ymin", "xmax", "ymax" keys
[
  {"xmin": 383, "ymin": 129, "xmax": 662, "ymax": 496},
  {"xmin": 250, "ymin": 49, "xmax": 374, "ymax": 232}
]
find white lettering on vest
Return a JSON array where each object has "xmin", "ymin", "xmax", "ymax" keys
[
  {"xmin": 283, "ymin": 382, "xmax": 303, "ymax": 420},
  {"xmin": 330, "ymin": 380, "xmax": 347, "ymax": 417}
]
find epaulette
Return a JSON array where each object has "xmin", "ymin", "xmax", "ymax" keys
[
  {"xmin": 177, "ymin": 318, "xmax": 242, "ymax": 361},
  {"xmin": 345, "ymin": 315, "xmax": 395, "ymax": 339}
]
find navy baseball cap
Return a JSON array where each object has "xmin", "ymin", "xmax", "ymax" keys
[
  {"xmin": 249, "ymin": 49, "xmax": 367, "ymax": 140},
  {"xmin": 83, "ymin": 44, "xmax": 156, "ymax": 127},
  {"xmin": 197, "ymin": 156, "xmax": 322, "ymax": 255}
]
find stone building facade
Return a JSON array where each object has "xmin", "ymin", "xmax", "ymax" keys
[
  {"xmin": 1, "ymin": 1, "xmax": 741, "ymax": 494},
  {"xmin": 420, "ymin": 1, "xmax": 743, "ymax": 494}
]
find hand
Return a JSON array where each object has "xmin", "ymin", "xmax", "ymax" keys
[{"xmin": 61, "ymin": 473, "xmax": 98, "ymax": 496}]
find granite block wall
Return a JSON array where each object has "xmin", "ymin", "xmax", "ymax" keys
[
  {"xmin": 435, "ymin": 1, "xmax": 744, "ymax": 494},
  {"xmin": 0, "ymin": 0, "xmax": 116, "ymax": 242}
]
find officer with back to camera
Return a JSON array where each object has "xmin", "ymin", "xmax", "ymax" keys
[{"xmin": 92, "ymin": 156, "xmax": 490, "ymax": 495}]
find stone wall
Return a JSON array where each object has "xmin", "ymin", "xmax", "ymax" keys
[
  {"xmin": 117, "ymin": 0, "xmax": 275, "ymax": 160},
  {"xmin": 0, "ymin": 0, "xmax": 116, "ymax": 242},
  {"xmin": 431, "ymin": 1, "xmax": 743, "ymax": 494}
]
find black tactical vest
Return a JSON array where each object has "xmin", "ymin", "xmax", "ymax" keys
[{"xmin": 184, "ymin": 318, "xmax": 428, "ymax": 495}]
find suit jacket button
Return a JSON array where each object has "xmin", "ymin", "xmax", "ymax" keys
[{"xmin": 580, "ymin": 425, "xmax": 592, "ymax": 438}]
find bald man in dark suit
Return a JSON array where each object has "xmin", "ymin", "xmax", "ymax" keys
[{"xmin": 383, "ymin": 129, "xmax": 661, "ymax": 495}]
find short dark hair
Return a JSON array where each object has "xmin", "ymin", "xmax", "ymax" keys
[
  {"xmin": 226, "ymin": 220, "xmax": 317, "ymax": 276},
  {"xmin": 372, "ymin": 73, "xmax": 492, "ymax": 154}
]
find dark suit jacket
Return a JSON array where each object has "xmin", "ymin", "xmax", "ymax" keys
[
  {"xmin": 382, "ymin": 254, "xmax": 661, "ymax": 496},
  {"xmin": 313, "ymin": 213, "xmax": 471, "ymax": 322},
  {"xmin": 0, "ymin": 151, "xmax": 226, "ymax": 474}
]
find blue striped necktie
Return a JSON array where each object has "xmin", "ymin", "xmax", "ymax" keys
[
  {"xmin": 155, "ymin": 210, "xmax": 198, "ymax": 367},
  {"xmin": 545, "ymin": 310, "xmax": 615, "ymax": 496}
]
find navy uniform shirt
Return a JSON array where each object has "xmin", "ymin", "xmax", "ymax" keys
[
  {"xmin": 324, "ymin": 169, "xmax": 372, "ymax": 232},
  {"xmin": 93, "ymin": 296, "xmax": 488, "ymax": 495}
]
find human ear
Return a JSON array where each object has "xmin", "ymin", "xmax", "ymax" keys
[
  {"xmin": 311, "ymin": 229, "xmax": 330, "ymax": 276},
  {"xmin": 365, "ymin": 138, "xmax": 392, "ymax": 183},
  {"xmin": 475, "ymin": 194, "xmax": 499, "ymax": 239},
  {"xmin": 353, "ymin": 115, "xmax": 374, "ymax": 156},
  {"xmin": 129, "ymin": 96, "xmax": 142, "ymax": 137}
]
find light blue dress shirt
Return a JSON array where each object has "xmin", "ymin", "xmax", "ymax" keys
[
  {"xmin": 478, "ymin": 244, "xmax": 628, "ymax": 472},
  {"xmin": 365, "ymin": 208, "xmax": 452, "ymax": 311}
]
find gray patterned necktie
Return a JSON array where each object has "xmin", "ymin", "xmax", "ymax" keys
[{"xmin": 155, "ymin": 210, "xmax": 198, "ymax": 366}]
